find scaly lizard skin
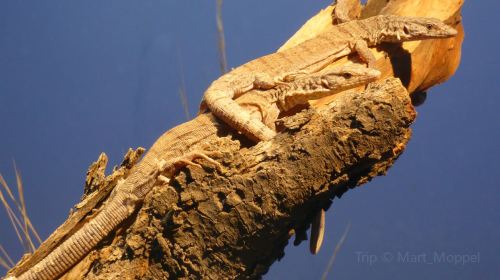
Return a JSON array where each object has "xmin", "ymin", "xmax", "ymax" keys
[
  {"xmin": 200, "ymin": 15, "xmax": 457, "ymax": 142},
  {"xmin": 6, "ymin": 64, "xmax": 380, "ymax": 280}
]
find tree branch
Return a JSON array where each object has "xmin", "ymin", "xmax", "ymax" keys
[
  {"xmin": 61, "ymin": 77, "xmax": 415, "ymax": 279},
  {"xmin": 9, "ymin": 0, "xmax": 464, "ymax": 279}
]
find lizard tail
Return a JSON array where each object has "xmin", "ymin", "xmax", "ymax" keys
[
  {"xmin": 16, "ymin": 192, "xmax": 131, "ymax": 280},
  {"xmin": 204, "ymin": 88, "xmax": 276, "ymax": 142}
]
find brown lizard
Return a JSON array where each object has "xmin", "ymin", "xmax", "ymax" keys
[
  {"xmin": 200, "ymin": 13, "xmax": 456, "ymax": 255},
  {"xmin": 200, "ymin": 14, "xmax": 457, "ymax": 143},
  {"xmin": 5, "ymin": 64, "xmax": 381, "ymax": 280},
  {"xmin": 5, "ymin": 4, "xmax": 457, "ymax": 277}
]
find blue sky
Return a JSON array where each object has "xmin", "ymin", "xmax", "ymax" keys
[{"xmin": 0, "ymin": 1, "xmax": 498, "ymax": 279}]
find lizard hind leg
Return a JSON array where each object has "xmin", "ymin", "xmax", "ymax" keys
[
  {"xmin": 237, "ymin": 98, "xmax": 279, "ymax": 131},
  {"xmin": 160, "ymin": 151, "xmax": 224, "ymax": 177},
  {"xmin": 204, "ymin": 76, "xmax": 278, "ymax": 141}
]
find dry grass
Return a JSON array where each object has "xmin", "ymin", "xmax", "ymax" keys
[
  {"xmin": 216, "ymin": 0, "xmax": 228, "ymax": 74},
  {"xmin": 0, "ymin": 244, "xmax": 14, "ymax": 270},
  {"xmin": 175, "ymin": 0, "xmax": 228, "ymax": 121},
  {"xmin": 320, "ymin": 222, "xmax": 351, "ymax": 280},
  {"xmin": 0, "ymin": 164, "xmax": 41, "ymax": 270},
  {"xmin": 176, "ymin": 54, "xmax": 191, "ymax": 120}
]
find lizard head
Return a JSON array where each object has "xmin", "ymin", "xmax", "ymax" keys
[
  {"xmin": 377, "ymin": 15, "xmax": 457, "ymax": 42},
  {"xmin": 321, "ymin": 64, "xmax": 381, "ymax": 89}
]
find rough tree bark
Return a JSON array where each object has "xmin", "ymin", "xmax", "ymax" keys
[{"xmin": 8, "ymin": 0, "xmax": 464, "ymax": 279}]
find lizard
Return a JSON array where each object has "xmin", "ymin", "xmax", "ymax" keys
[
  {"xmin": 5, "ymin": 64, "xmax": 382, "ymax": 280},
  {"xmin": 199, "ymin": 13, "xmax": 457, "ymax": 255},
  {"xmin": 5, "ymin": 6, "xmax": 457, "ymax": 278},
  {"xmin": 5, "ymin": 12, "xmax": 457, "ymax": 280},
  {"xmin": 199, "ymin": 14, "xmax": 457, "ymax": 143}
]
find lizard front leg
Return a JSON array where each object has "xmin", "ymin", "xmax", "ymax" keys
[
  {"xmin": 332, "ymin": 0, "xmax": 377, "ymax": 68},
  {"xmin": 132, "ymin": 151, "xmax": 223, "ymax": 199},
  {"xmin": 351, "ymin": 39, "xmax": 377, "ymax": 68}
]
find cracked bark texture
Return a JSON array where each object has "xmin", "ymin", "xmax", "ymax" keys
[
  {"xmin": 9, "ymin": 0, "xmax": 463, "ymax": 279},
  {"xmin": 64, "ymin": 78, "xmax": 416, "ymax": 280}
]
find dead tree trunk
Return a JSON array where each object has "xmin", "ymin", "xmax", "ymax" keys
[{"xmin": 8, "ymin": 0, "xmax": 463, "ymax": 279}]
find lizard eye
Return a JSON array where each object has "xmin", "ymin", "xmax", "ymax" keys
[
  {"xmin": 342, "ymin": 73, "xmax": 352, "ymax": 79},
  {"xmin": 403, "ymin": 26, "xmax": 410, "ymax": 35},
  {"xmin": 426, "ymin": 24, "xmax": 433, "ymax": 30}
]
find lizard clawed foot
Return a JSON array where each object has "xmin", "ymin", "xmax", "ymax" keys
[
  {"xmin": 352, "ymin": 40, "xmax": 377, "ymax": 68},
  {"xmin": 310, "ymin": 209, "xmax": 325, "ymax": 255},
  {"xmin": 158, "ymin": 151, "xmax": 224, "ymax": 178}
]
